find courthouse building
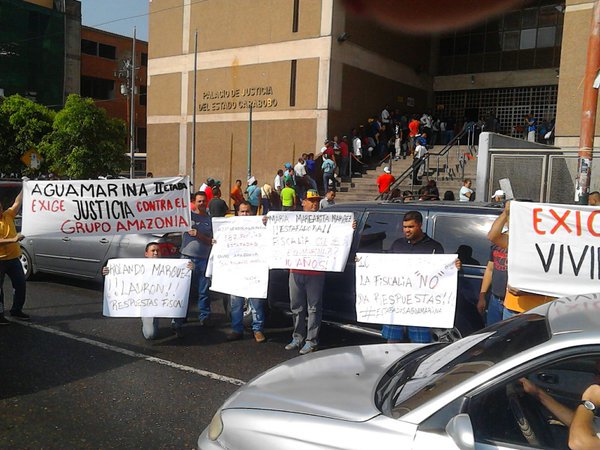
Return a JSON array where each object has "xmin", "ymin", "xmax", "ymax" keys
[{"xmin": 146, "ymin": 0, "xmax": 599, "ymax": 189}]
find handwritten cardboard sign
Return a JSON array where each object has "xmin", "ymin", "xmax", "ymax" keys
[
  {"xmin": 267, "ymin": 211, "xmax": 354, "ymax": 272},
  {"xmin": 22, "ymin": 177, "xmax": 191, "ymax": 237},
  {"xmin": 509, "ymin": 201, "xmax": 600, "ymax": 297},
  {"xmin": 355, "ymin": 253, "xmax": 458, "ymax": 328},
  {"xmin": 209, "ymin": 216, "xmax": 269, "ymax": 298},
  {"xmin": 103, "ymin": 258, "xmax": 192, "ymax": 317}
]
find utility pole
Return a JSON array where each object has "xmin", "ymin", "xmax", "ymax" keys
[
  {"xmin": 576, "ymin": 1, "xmax": 600, "ymax": 204},
  {"xmin": 117, "ymin": 29, "xmax": 138, "ymax": 179},
  {"xmin": 129, "ymin": 27, "xmax": 137, "ymax": 179},
  {"xmin": 191, "ymin": 30, "xmax": 198, "ymax": 187},
  {"xmin": 247, "ymin": 104, "xmax": 253, "ymax": 179}
]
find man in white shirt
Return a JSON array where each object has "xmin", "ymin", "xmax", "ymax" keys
[
  {"xmin": 459, "ymin": 179, "xmax": 474, "ymax": 202},
  {"xmin": 294, "ymin": 157, "xmax": 308, "ymax": 200},
  {"xmin": 381, "ymin": 106, "xmax": 390, "ymax": 125},
  {"xmin": 274, "ymin": 169, "xmax": 284, "ymax": 193}
]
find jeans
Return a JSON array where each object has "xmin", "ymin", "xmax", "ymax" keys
[
  {"xmin": 503, "ymin": 307, "xmax": 518, "ymax": 320},
  {"xmin": 173, "ymin": 256, "xmax": 210, "ymax": 328},
  {"xmin": 486, "ymin": 294, "xmax": 504, "ymax": 326},
  {"xmin": 0, "ymin": 257, "xmax": 26, "ymax": 315},
  {"xmin": 230, "ymin": 295, "xmax": 265, "ymax": 333},
  {"xmin": 289, "ymin": 272, "xmax": 325, "ymax": 345},
  {"xmin": 381, "ymin": 325, "xmax": 432, "ymax": 343},
  {"xmin": 141, "ymin": 317, "xmax": 159, "ymax": 340}
]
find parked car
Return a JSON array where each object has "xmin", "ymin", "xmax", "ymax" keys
[
  {"xmin": 267, "ymin": 201, "xmax": 502, "ymax": 338},
  {"xmin": 199, "ymin": 294, "xmax": 600, "ymax": 449},
  {"xmin": 0, "ymin": 179, "xmax": 181, "ymax": 282},
  {"xmin": 19, "ymin": 232, "xmax": 181, "ymax": 281}
]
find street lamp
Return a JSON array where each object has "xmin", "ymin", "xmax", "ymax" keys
[{"xmin": 115, "ymin": 28, "xmax": 138, "ymax": 179}]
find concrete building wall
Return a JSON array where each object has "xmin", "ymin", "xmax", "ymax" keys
[{"xmin": 554, "ymin": 0, "xmax": 600, "ymax": 148}]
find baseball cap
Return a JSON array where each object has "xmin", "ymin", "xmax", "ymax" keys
[
  {"xmin": 383, "ymin": 166, "xmax": 391, "ymax": 174},
  {"xmin": 247, "ymin": 176, "xmax": 256, "ymax": 185},
  {"xmin": 284, "ymin": 162, "xmax": 292, "ymax": 169},
  {"xmin": 306, "ymin": 189, "xmax": 321, "ymax": 200},
  {"xmin": 493, "ymin": 189, "xmax": 505, "ymax": 198}
]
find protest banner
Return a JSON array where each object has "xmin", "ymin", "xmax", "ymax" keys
[
  {"xmin": 355, "ymin": 253, "xmax": 458, "ymax": 328},
  {"xmin": 267, "ymin": 211, "xmax": 354, "ymax": 272},
  {"xmin": 103, "ymin": 258, "xmax": 192, "ymax": 317},
  {"xmin": 508, "ymin": 201, "xmax": 600, "ymax": 297},
  {"xmin": 22, "ymin": 177, "xmax": 191, "ymax": 237},
  {"xmin": 209, "ymin": 216, "xmax": 270, "ymax": 298}
]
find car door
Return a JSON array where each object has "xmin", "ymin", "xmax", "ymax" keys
[
  {"xmin": 28, "ymin": 235, "xmax": 72, "ymax": 274},
  {"xmin": 414, "ymin": 348, "xmax": 600, "ymax": 450},
  {"xmin": 427, "ymin": 211, "xmax": 498, "ymax": 335},
  {"xmin": 64, "ymin": 234, "xmax": 115, "ymax": 278}
]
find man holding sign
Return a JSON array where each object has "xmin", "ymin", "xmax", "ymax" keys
[
  {"xmin": 225, "ymin": 201, "xmax": 267, "ymax": 343},
  {"xmin": 381, "ymin": 211, "xmax": 460, "ymax": 343},
  {"xmin": 102, "ymin": 242, "xmax": 192, "ymax": 339},
  {"xmin": 0, "ymin": 187, "xmax": 28, "ymax": 323}
]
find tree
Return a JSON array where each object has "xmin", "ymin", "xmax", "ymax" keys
[
  {"xmin": 0, "ymin": 95, "xmax": 54, "ymax": 176},
  {"xmin": 39, "ymin": 94, "xmax": 129, "ymax": 179}
]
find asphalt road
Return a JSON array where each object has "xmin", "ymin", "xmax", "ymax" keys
[{"xmin": 0, "ymin": 275, "xmax": 382, "ymax": 449}]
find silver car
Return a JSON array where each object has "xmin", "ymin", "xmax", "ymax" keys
[
  {"xmin": 19, "ymin": 232, "xmax": 181, "ymax": 281},
  {"xmin": 199, "ymin": 294, "xmax": 600, "ymax": 449}
]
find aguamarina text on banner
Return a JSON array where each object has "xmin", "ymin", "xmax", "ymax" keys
[
  {"xmin": 22, "ymin": 177, "xmax": 191, "ymax": 237},
  {"xmin": 508, "ymin": 201, "xmax": 600, "ymax": 297}
]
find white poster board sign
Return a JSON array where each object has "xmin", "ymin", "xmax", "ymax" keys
[
  {"xmin": 509, "ymin": 201, "xmax": 600, "ymax": 297},
  {"xmin": 210, "ymin": 216, "xmax": 269, "ymax": 298},
  {"xmin": 355, "ymin": 253, "xmax": 458, "ymax": 328},
  {"xmin": 22, "ymin": 177, "xmax": 191, "ymax": 237},
  {"xmin": 103, "ymin": 258, "xmax": 192, "ymax": 318},
  {"xmin": 267, "ymin": 211, "xmax": 354, "ymax": 272}
]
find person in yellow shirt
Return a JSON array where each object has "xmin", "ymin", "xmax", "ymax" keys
[
  {"xmin": 487, "ymin": 201, "xmax": 553, "ymax": 319},
  {"xmin": 0, "ymin": 188, "xmax": 28, "ymax": 323}
]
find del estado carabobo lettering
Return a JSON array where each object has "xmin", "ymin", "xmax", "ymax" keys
[{"xmin": 198, "ymin": 85, "xmax": 278, "ymax": 112}]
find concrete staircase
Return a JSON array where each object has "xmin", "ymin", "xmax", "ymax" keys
[{"xmin": 335, "ymin": 144, "xmax": 478, "ymax": 203}]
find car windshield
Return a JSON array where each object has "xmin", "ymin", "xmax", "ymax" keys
[{"xmin": 376, "ymin": 313, "xmax": 551, "ymax": 418}]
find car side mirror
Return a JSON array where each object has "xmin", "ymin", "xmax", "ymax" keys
[{"xmin": 445, "ymin": 413, "xmax": 475, "ymax": 450}]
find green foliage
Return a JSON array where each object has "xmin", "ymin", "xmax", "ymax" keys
[
  {"xmin": 0, "ymin": 95, "xmax": 54, "ymax": 175},
  {"xmin": 39, "ymin": 94, "xmax": 129, "ymax": 179}
]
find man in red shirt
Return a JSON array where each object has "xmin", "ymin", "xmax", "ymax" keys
[
  {"xmin": 339, "ymin": 136, "xmax": 350, "ymax": 177},
  {"xmin": 408, "ymin": 115, "xmax": 421, "ymax": 155},
  {"xmin": 376, "ymin": 166, "xmax": 395, "ymax": 198}
]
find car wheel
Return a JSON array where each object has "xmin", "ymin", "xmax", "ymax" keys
[{"xmin": 19, "ymin": 248, "xmax": 33, "ymax": 280}]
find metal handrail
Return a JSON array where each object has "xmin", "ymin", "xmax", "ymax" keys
[{"xmin": 375, "ymin": 127, "xmax": 477, "ymax": 200}]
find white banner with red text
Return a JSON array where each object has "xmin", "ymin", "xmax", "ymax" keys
[
  {"xmin": 267, "ymin": 211, "xmax": 354, "ymax": 272},
  {"xmin": 21, "ymin": 177, "xmax": 191, "ymax": 237},
  {"xmin": 103, "ymin": 258, "xmax": 192, "ymax": 317},
  {"xmin": 355, "ymin": 253, "xmax": 458, "ymax": 328},
  {"xmin": 209, "ymin": 216, "xmax": 270, "ymax": 298},
  {"xmin": 508, "ymin": 201, "xmax": 600, "ymax": 297}
]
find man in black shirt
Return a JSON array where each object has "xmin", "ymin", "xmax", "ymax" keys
[{"xmin": 382, "ymin": 210, "xmax": 457, "ymax": 343}]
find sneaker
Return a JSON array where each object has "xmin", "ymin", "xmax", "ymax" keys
[
  {"xmin": 226, "ymin": 332, "xmax": 243, "ymax": 342},
  {"xmin": 0, "ymin": 316, "xmax": 11, "ymax": 326},
  {"xmin": 10, "ymin": 311, "xmax": 30, "ymax": 321},
  {"xmin": 299, "ymin": 342, "xmax": 317, "ymax": 355},
  {"xmin": 254, "ymin": 331, "xmax": 266, "ymax": 343},
  {"xmin": 284, "ymin": 339, "xmax": 301, "ymax": 351}
]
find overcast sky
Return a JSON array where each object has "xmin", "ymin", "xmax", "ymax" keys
[{"xmin": 80, "ymin": 0, "xmax": 149, "ymax": 41}]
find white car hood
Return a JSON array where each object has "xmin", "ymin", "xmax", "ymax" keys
[{"xmin": 222, "ymin": 343, "xmax": 421, "ymax": 422}]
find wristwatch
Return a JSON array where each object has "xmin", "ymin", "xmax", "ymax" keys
[{"xmin": 581, "ymin": 400, "xmax": 597, "ymax": 413}]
